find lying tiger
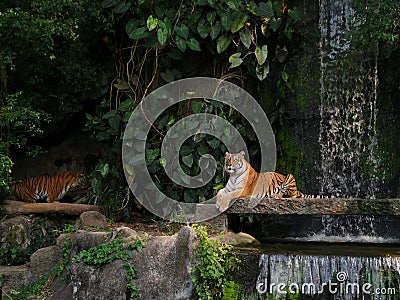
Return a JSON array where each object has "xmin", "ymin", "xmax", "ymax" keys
[
  {"xmin": 216, "ymin": 151, "xmax": 324, "ymax": 212},
  {"xmin": 12, "ymin": 172, "xmax": 87, "ymax": 203}
]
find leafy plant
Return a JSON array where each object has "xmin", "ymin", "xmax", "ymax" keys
[
  {"xmin": 72, "ymin": 236, "xmax": 144, "ymax": 298},
  {"xmin": 351, "ymin": 0, "xmax": 399, "ymax": 58},
  {"xmin": 192, "ymin": 225, "xmax": 243, "ymax": 300},
  {"xmin": 0, "ymin": 0, "xmax": 107, "ymax": 192}
]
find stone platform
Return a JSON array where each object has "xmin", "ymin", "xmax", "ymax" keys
[
  {"xmin": 203, "ymin": 198, "xmax": 400, "ymax": 231},
  {"xmin": 229, "ymin": 197, "xmax": 400, "ymax": 215}
]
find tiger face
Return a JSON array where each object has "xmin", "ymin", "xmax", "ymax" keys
[{"xmin": 224, "ymin": 151, "xmax": 246, "ymax": 174}]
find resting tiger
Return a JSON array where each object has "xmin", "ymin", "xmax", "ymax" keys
[
  {"xmin": 216, "ymin": 151, "xmax": 323, "ymax": 212},
  {"xmin": 12, "ymin": 172, "xmax": 87, "ymax": 203}
]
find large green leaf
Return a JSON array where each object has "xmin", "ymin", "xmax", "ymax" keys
[
  {"xmin": 180, "ymin": 145, "xmax": 193, "ymax": 156},
  {"xmin": 288, "ymin": 7, "xmax": 302, "ymax": 21},
  {"xmin": 210, "ymin": 22, "xmax": 221, "ymax": 40},
  {"xmin": 126, "ymin": 20, "xmax": 147, "ymax": 40},
  {"xmin": 147, "ymin": 15, "xmax": 158, "ymax": 31},
  {"xmin": 182, "ymin": 154, "xmax": 194, "ymax": 167},
  {"xmin": 270, "ymin": 17, "xmax": 282, "ymax": 32},
  {"xmin": 220, "ymin": 13, "xmax": 231, "ymax": 31},
  {"xmin": 216, "ymin": 35, "xmax": 232, "ymax": 53},
  {"xmin": 229, "ymin": 52, "xmax": 243, "ymax": 68},
  {"xmin": 256, "ymin": 61, "xmax": 270, "ymax": 81},
  {"xmin": 191, "ymin": 101, "xmax": 203, "ymax": 113},
  {"xmin": 255, "ymin": 45, "xmax": 268, "ymax": 65},
  {"xmin": 114, "ymin": 1, "xmax": 131, "ymax": 13},
  {"xmin": 118, "ymin": 99, "xmax": 133, "ymax": 111},
  {"xmin": 207, "ymin": 138, "xmax": 220, "ymax": 149},
  {"xmin": 231, "ymin": 14, "xmax": 247, "ymax": 33},
  {"xmin": 207, "ymin": 12, "xmax": 216, "ymax": 24},
  {"xmin": 186, "ymin": 38, "xmax": 201, "ymax": 51},
  {"xmin": 175, "ymin": 24, "xmax": 189, "ymax": 39},
  {"xmin": 197, "ymin": 21, "xmax": 209, "ymax": 38},
  {"xmin": 253, "ymin": 1, "xmax": 274, "ymax": 18},
  {"xmin": 176, "ymin": 36, "xmax": 187, "ymax": 52},
  {"xmin": 157, "ymin": 21, "xmax": 168, "ymax": 45},
  {"xmin": 239, "ymin": 28, "xmax": 252, "ymax": 49}
]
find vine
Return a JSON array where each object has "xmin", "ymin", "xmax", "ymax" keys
[
  {"xmin": 72, "ymin": 236, "xmax": 144, "ymax": 299},
  {"xmin": 83, "ymin": 0, "xmax": 303, "ymax": 217},
  {"xmin": 0, "ymin": 226, "xmax": 145, "ymax": 300},
  {"xmin": 192, "ymin": 225, "xmax": 243, "ymax": 300}
]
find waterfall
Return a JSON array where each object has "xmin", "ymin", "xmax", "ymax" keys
[
  {"xmin": 318, "ymin": 0, "xmax": 379, "ymax": 198},
  {"xmin": 257, "ymin": 254, "xmax": 400, "ymax": 299}
]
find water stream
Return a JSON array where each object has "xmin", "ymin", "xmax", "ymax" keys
[
  {"xmin": 318, "ymin": 0, "xmax": 380, "ymax": 198},
  {"xmin": 251, "ymin": 2, "xmax": 396, "ymax": 299},
  {"xmin": 256, "ymin": 254, "xmax": 400, "ymax": 299}
]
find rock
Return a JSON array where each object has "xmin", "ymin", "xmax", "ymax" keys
[
  {"xmin": 131, "ymin": 226, "xmax": 197, "ymax": 300},
  {"xmin": 0, "ymin": 265, "xmax": 29, "ymax": 292},
  {"xmin": 0, "ymin": 216, "xmax": 31, "ymax": 248},
  {"xmin": 71, "ymin": 260, "xmax": 128, "ymax": 300},
  {"xmin": 0, "ymin": 225, "xmax": 198, "ymax": 300},
  {"xmin": 77, "ymin": 211, "xmax": 108, "ymax": 229},
  {"xmin": 27, "ymin": 245, "xmax": 63, "ymax": 283},
  {"xmin": 213, "ymin": 231, "xmax": 260, "ymax": 247},
  {"xmin": 0, "ymin": 216, "xmax": 60, "ymax": 266}
]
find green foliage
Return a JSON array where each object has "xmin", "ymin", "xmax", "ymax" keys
[
  {"xmin": 72, "ymin": 237, "xmax": 140, "ymax": 267},
  {"xmin": 73, "ymin": 236, "xmax": 144, "ymax": 299},
  {"xmin": 0, "ymin": 0, "xmax": 105, "ymax": 111},
  {"xmin": 0, "ymin": 153, "xmax": 13, "ymax": 193},
  {"xmin": 0, "ymin": 0, "xmax": 107, "ymax": 192},
  {"xmin": 192, "ymin": 225, "xmax": 243, "ymax": 300},
  {"xmin": 0, "ymin": 92, "xmax": 50, "ymax": 192},
  {"xmin": 351, "ymin": 0, "xmax": 399, "ymax": 57},
  {"xmin": 276, "ymin": 127, "xmax": 304, "ymax": 189},
  {"xmin": 0, "ymin": 219, "xmax": 60, "ymax": 266},
  {"xmin": 2, "ymin": 275, "xmax": 51, "ymax": 300},
  {"xmin": 82, "ymin": 0, "xmax": 302, "ymax": 215},
  {"xmin": 85, "ymin": 98, "xmax": 133, "ymax": 219},
  {"xmin": 1, "ymin": 226, "xmax": 144, "ymax": 299},
  {"xmin": 1, "ymin": 224, "xmax": 75, "ymax": 300},
  {"xmin": 101, "ymin": 0, "xmax": 301, "ymax": 81}
]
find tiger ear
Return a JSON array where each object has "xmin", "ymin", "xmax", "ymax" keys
[
  {"xmin": 225, "ymin": 152, "xmax": 230, "ymax": 157},
  {"xmin": 239, "ymin": 151, "xmax": 245, "ymax": 157}
]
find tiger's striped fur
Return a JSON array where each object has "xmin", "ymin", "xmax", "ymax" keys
[
  {"xmin": 12, "ymin": 172, "xmax": 87, "ymax": 203},
  {"xmin": 216, "ymin": 151, "xmax": 322, "ymax": 212}
]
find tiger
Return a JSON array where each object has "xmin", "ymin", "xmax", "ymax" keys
[
  {"xmin": 216, "ymin": 151, "xmax": 325, "ymax": 212},
  {"xmin": 12, "ymin": 172, "xmax": 88, "ymax": 203}
]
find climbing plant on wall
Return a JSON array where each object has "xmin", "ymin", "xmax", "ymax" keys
[{"xmin": 84, "ymin": 0, "xmax": 303, "ymax": 214}]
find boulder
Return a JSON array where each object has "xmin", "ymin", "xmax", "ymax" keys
[
  {"xmin": 1, "ymin": 210, "xmax": 199, "ymax": 300},
  {"xmin": 77, "ymin": 211, "xmax": 108, "ymax": 229},
  {"xmin": 213, "ymin": 232, "xmax": 260, "ymax": 247}
]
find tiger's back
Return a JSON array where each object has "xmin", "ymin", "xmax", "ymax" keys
[
  {"xmin": 12, "ymin": 172, "xmax": 87, "ymax": 203},
  {"xmin": 216, "ymin": 151, "xmax": 325, "ymax": 211}
]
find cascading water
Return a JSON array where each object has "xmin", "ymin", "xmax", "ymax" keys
[
  {"xmin": 256, "ymin": 254, "xmax": 400, "ymax": 299},
  {"xmin": 319, "ymin": 0, "xmax": 380, "ymax": 198}
]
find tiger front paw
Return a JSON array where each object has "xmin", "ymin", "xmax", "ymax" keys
[{"xmin": 216, "ymin": 190, "xmax": 229, "ymax": 212}]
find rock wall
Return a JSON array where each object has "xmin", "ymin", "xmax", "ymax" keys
[{"xmin": 0, "ymin": 223, "xmax": 198, "ymax": 300}]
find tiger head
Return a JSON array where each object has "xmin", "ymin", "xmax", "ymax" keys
[{"xmin": 224, "ymin": 151, "xmax": 246, "ymax": 174}]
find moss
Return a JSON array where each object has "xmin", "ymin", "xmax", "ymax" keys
[
  {"xmin": 359, "ymin": 112, "xmax": 400, "ymax": 196},
  {"xmin": 292, "ymin": 54, "xmax": 321, "ymax": 113},
  {"xmin": 276, "ymin": 127, "xmax": 304, "ymax": 189}
]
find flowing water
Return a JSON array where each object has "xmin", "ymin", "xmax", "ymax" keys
[
  {"xmin": 250, "ymin": 2, "xmax": 397, "ymax": 299},
  {"xmin": 256, "ymin": 253, "xmax": 400, "ymax": 299},
  {"xmin": 318, "ymin": 0, "xmax": 380, "ymax": 198}
]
